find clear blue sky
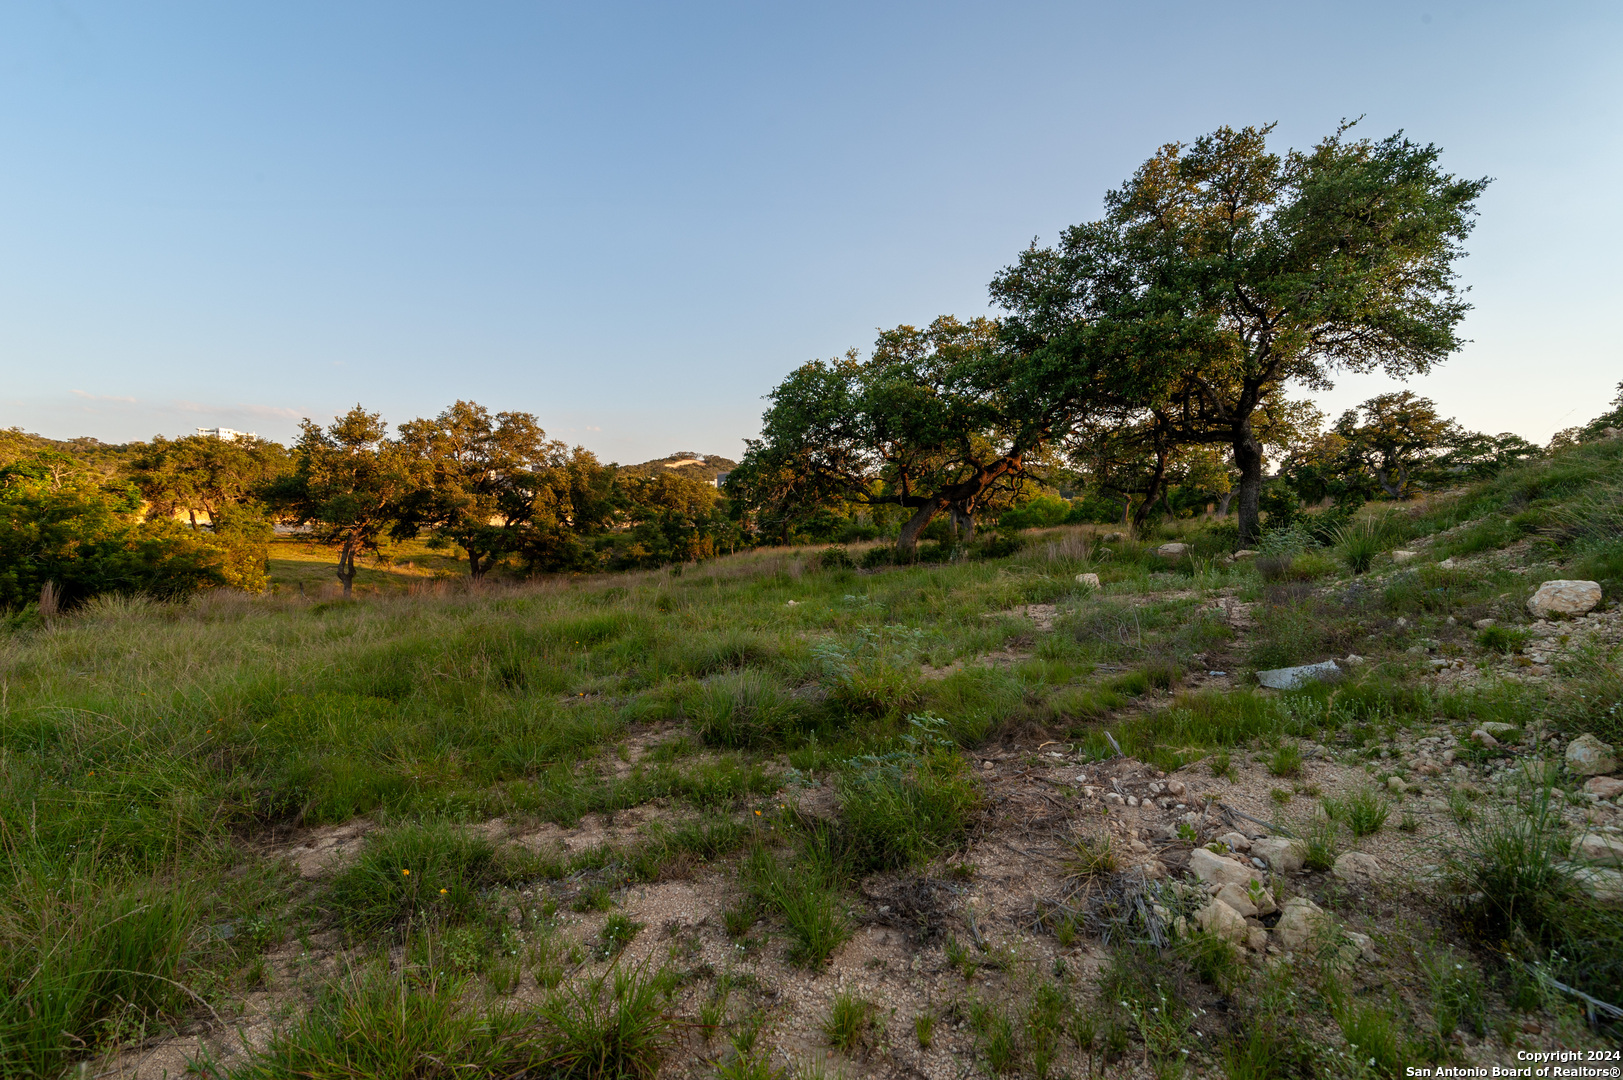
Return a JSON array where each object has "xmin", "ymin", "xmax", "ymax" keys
[{"xmin": 3, "ymin": 1, "xmax": 1618, "ymax": 462}]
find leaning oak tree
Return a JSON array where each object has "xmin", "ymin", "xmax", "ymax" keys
[
  {"xmin": 992, "ymin": 122, "xmax": 1488, "ymax": 544},
  {"xmin": 735, "ymin": 316, "xmax": 1064, "ymax": 554},
  {"xmin": 275, "ymin": 406, "xmax": 416, "ymax": 597}
]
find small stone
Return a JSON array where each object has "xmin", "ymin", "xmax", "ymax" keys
[
  {"xmin": 1567, "ymin": 734, "xmax": 1619, "ymax": 777},
  {"xmin": 1585, "ymin": 776, "xmax": 1623, "ymax": 800},
  {"xmin": 1341, "ymin": 654, "xmax": 1367, "ymax": 666},
  {"xmin": 1471, "ymin": 729, "xmax": 1500, "ymax": 748},
  {"xmin": 1129, "ymin": 839, "xmax": 1149, "ymax": 854},
  {"xmin": 1105, "ymin": 792, "xmax": 1125, "ymax": 805},
  {"xmin": 1572, "ymin": 833, "xmax": 1623, "ymax": 866},
  {"xmin": 1194, "ymin": 899, "xmax": 1250, "ymax": 943},
  {"xmin": 1473, "ymin": 618, "xmax": 1496, "ymax": 629},
  {"xmin": 1332, "ymin": 852, "xmax": 1383, "ymax": 885},
  {"xmin": 1165, "ymin": 779, "xmax": 1186, "ymax": 797},
  {"xmin": 1439, "ymin": 558, "xmax": 1457, "ymax": 569},
  {"xmin": 1157, "ymin": 542, "xmax": 1191, "ymax": 559},
  {"xmin": 1272, "ymin": 896, "xmax": 1328, "ymax": 951},
  {"xmin": 1527, "ymin": 580, "xmax": 1603, "ymax": 619},
  {"xmin": 1188, "ymin": 846, "xmax": 1265, "ymax": 888},
  {"xmin": 1395, "ymin": 616, "xmax": 1409, "ymax": 628},
  {"xmin": 1246, "ymin": 927, "xmax": 1270, "ymax": 952},
  {"xmin": 1480, "ymin": 722, "xmax": 1518, "ymax": 737},
  {"xmin": 1075, "ymin": 572, "xmax": 1101, "ymax": 589},
  {"xmin": 1217, "ymin": 831, "xmax": 1250, "ymax": 852},
  {"xmin": 1232, "ymin": 549, "xmax": 1258, "ymax": 559},
  {"xmin": 1392, "ymin": 551, "xmax": 1419, "ymax": 564},
  {"xmin": 1386, "ymin": 775, "xmax": 1406, "ymax": 793}
]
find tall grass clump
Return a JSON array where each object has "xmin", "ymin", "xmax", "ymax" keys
[
  {"xmin": 836, "ymin": 715, "xmax": 980, "ymax": 872},
  {"xmin": 744, "ymin": 826, "xmax": 852, "ymax": 967},
  {"xmin": 0, "ymin": 862, "xmax": 202, "ymax": 1080},
  {"xmin": 1333, "ymin": 519, "xmax": 1387, "ymax": 575},
  {"xmin": 689, "ymin": 669, "xmax": 804, "ymax": 748},
  {"xmin": 325, "ymin": 821, "xmax": 502, "ymax": 937}
]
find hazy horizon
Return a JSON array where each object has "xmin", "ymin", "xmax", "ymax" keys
[{"xmin": 4, "ymin": 2, "xmax": 1619, "ymax": 461}]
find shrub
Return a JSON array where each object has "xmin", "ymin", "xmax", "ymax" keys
[
  {"xmin": 1267, "ymin": 742, "xmax": 1302, "ymax": 777},
  {"xmin": 743, "ymin": 837, "xmax": 851, "ymax": 967},
  {"xmin": 1342, "ymin": 789, "xmax": 1390, "ymax": 838},
  {"xmin": 1334, "ymin": 519, "xmax": 1386, "ymax": 575},
  {"xmin": 1475, "ymin": 624, "xmax": 1529, "ymax": 654},
  {"xmin": 533, "ymin": 963, "xmax": 674, "ymax": 1080},
  {"xmin": 1303, "ymin": 816, "xmax": 1339, "ymax": 871},
  {"xmin": 325, "ymin": 821, "xmax": 502, "ymax": 937}
]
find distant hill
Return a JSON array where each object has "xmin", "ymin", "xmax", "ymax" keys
[{"xmin": 617, "ymin": 452, "xmax": 737, "ymax": 483}]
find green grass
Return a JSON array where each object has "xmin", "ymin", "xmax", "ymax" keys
[
  {"xmin": 325, "ymin": 821, "xmax": 504, "ymax": 937},
  {"xmin": 822, "ymin": 990, "xmax": 878, "ymax": 1051}
]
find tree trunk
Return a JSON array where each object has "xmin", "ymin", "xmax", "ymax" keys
[
  {"xmin": 1373, "ymin": 467, "xmax": 1402, "ymax": 499},
  {"xmin": 948, "ymin": 503, "xmax": 976, "ymax": 542},
  {"xmin": 896, "ymin": 499, "xmax": 947, "ymax": 554},
  {"xmin": 1217, "ymin": 490, "xmax": 1234, "ymax": 517},
  {"xmin": 188, "ymin": 508, "xmax": 198, "ymax": 530},
  {"xmin": 466, "ymin": 545, "xmax": 488, "ymax": 580},
  {"xmin": 336, "ymin": 537, "xmax": 357, "ymax": 597},
  {"xmin": 1233, "ymin": 433, "xmax": 1265, "ymax": 546}
]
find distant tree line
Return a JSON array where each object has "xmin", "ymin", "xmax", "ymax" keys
[{"xmin": 0, "ymin": 403, "xmax": 741, "ymax": 610}]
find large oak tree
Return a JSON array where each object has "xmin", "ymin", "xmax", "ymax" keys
[{"xmin": 992, "ymin": 122, "xmax": 1488, "ymax": 544}]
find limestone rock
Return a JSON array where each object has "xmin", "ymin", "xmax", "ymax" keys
[
  {"xmin": 1075, "ymin": 572, "xmax": 1101, "ymax": 589},
  {"xmin": 1187, "ymin": 846, "xmax": 1265, "ymax": 888},
  {"xmin": 1193, "ymin": 898, "xmax": 1249, "ymax": 944},
  {"xmin": 1343, "ymin": 930, "xmax": 1379, "ymax": 963},
  {"xmin": 1246, "ymin": 926, "xmax": 1270, "ymax": 952},
  {"xmin": 1332, "ymin": 851, "xmax": 1383, "ymax": 885},
  {"xmin": 1479, "ymin": 722, "xmax": 1519, "ymax": 737},
  {"xmin": 1526, "ymin": 579, "xmax": 1603, "ymax": 619},
  {"xmin": 1470, "ymin": 729, "xmax": 1500, "ymax": 748},
  {"xmin": 1232, "ymin": 549, "xmax": 1258, "ymax": 559},
  {"xmin": 1572, "ymin": 833, "xmax": 1623, "ymax": 866},
  {"xmin": 1566, "ymin": 734, "xmax": 1618, "ymax": 777},
  {"xmin": 1256, "ymin": 659, "xmax": 1344, "ymax": 690},
  {"xmin": 1391, "ymin": 550, "xmax": 1419, "ymax": 563},
  {"xmin": 1217, "ymin": 831, "xmax": 1251, "ymax": 852},
  {"xmin": 1273, "ymin": 896, "xmax": 1328, "ymax": 951},
  {"xmin": 1573, "ymin": 867, "xmax": 1623, "ymax": 905},
  {"xmin": 1165, "ymin": 779, "xmax": 1186, "ymax": 797},
  {"xmin": 1213, "ymin": 880, "xmax": 1276, "ymax": 917},
  {"xmin": 1251, "ymin": 837, "xmax": 1306, "ymax": 874},
  {"xmin": 1585, "ymin": 776, "xmax": 1623, "ymax": 800},
  {"xmin": 1157, "ymin": 542, "xmax": 1190, "ymax": 559}
]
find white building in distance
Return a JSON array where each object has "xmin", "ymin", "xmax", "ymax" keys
[{"xmin": 196, "ymin": 427, "xmax": 257, "ymax": 441}]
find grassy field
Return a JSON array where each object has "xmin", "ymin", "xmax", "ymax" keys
[{"xmin": 3, "ymin": 439, "xmax": 1622, "ymax": 1079}]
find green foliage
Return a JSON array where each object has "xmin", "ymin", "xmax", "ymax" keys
[
  {"xmin": 743, "ymin": 833, "xmax": 851, "ymax": 968},
  {"xmin": 837, "ymin": 716, "xmax": 980, "ymax": 871},
  {"xmin": 689, "ymin": 670, "xmax": 805, "ymax": 748},
  {"xmin": 1476, "ymin": 624, "xmax": 1529, "ymax": 654}
]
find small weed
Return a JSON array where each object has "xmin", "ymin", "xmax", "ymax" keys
[
  {"xmin": 1176, "ymin": 821, "xmax": 1200, "ymax": 843},
  {"xmin": 722, "ymin": 902, "xmax": 757, "ymax": 939},
  {"xmin": 1065, "ymin": 833, "xmax": 1119, "ymax": 880},
  {"xmin": 822, "ymin": 991, "xmax": 877, "ymax": 1052},
  {"xmin": 914, "ymin": 1010, "xmax": 935, "ymax": 1048},
  {"xmin": 1422, "ymin": 947, "xmax": 1486, "ymax": 1038},
  {"xmin": 573, "ymin": 885, "xmax": 613, "ymax": 913},
  {"xmin": 1304, "ymin": 816, "xmax": 1339, "ymax": 871},
  {"xmin": 1209, "ymin": 748, "xmax": 1234, "ymax": 779},
  {"xmin": 600, "ymin": 914, "xmax": 642, "ymax": 957},
  {"xmin": 945, "ymin": 934, "xmax": 977, "ymax": 980},
  {"xmin": 1270, "ymin": 787, "xmax": 1292, "ymax": 806},
  {"xmin": 1267, "ymin": 742, "xmax": 1302, "ymax": 778},
  {"xmin": 1399, "ymin": 812, "xmax": 1420, "ymax": 833},
  {"xmin": 1476, "ymin": 625, "xmax": 1530, "ymax": 655},
  {"xmin": 1447, "ymin": 788, "xmax": 1477, "ymax": 825},
  {"xmin": 1333, "ymin": 789, "xmax": 1390, "ymax": 838}
]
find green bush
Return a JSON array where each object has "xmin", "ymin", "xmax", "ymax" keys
[{"xmin": 1475, "ymin": 624, "xmax": 1529, "ymax": 654}]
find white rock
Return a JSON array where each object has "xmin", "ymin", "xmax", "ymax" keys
[
  {"xmin": 1471, "ymin": 729, "xmax": 1500, "ymax": 748},
  {"xmin": 1439, "ymin": 558, "xmax": 1457, "ymax": 569},
  {"xmin": 1332, "ymin": 852, "xmax": 1383, "ymax": 885},
  {"xmin": 1256, "ymin": 660, "xmax": 1345, "ymax": 690},
  {"xmin": 1480, "ymin": 722, "xmax": 1518, "ymax": 737},
  {"xmin": 1527, "ymin": 580, "xmax": 1603, "ymax": 619},
  {"xmin": 1075, "ymin": 572, "xmax": 1101, "ymax": 589},
  {"xmin": 1341, "ymin": 654, "xmax": 1367, "ymax": 666},
  {"xmin": 1585, "ymin": 776, "xmax": 1623, "ymax": 800},
  {"xmin": 1187, "ymin": 846, "xmax": 1265, "ymax": 888},
  {"xmin": 1217, "ymin": 831, "xmax": 1250, "ymax": 852},
  {"xmin": 1573, "ymin": 867, "xmax": 1623, "ymax": 905},
  {"xmin": 1251, "ymin": 837, "xmax": 1306, "ymax": 874},
  {"xmin": 1165, "ymin": 779, "xmax": 1186, "ymax": 797},
  {"xmin": 1392, "ymin": 550, "xmax": 1419, "ymax": 563},
  {"xmin": 1246, "ymin": 926, "xmax": 1270, "ymax": 952},
  {"xmin": 1193, "ymin": 898, "xmax": 1250, "ymax": 943},
  {"xmin": 1567, "ymin": 734, "xmax": 1619, "ymax": 777},
  {"xmin": 1272, "ymin": 896, "xmax": 1328, "ymax": 951},
  {"xmin": 1157, "ymin": 542, "xmax": 1191, "ymax": 559},
  {"xmin": 1473, "ymin": 618, "xmax": 1496, "ymax": 629},
  {"xmin": 1232, "ymin": 549, "xmax": 1259, "ymax": 559},
  {"xmin": 1572, "ymin": 833, "xmax": 1623, "ymax": 866}
]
